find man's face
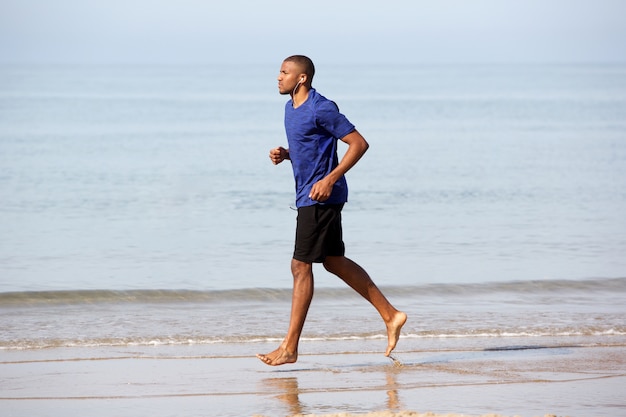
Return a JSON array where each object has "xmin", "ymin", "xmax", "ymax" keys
[{"xmin": 277, "ymin": 60, "xmax": 303, "ymax": 95}]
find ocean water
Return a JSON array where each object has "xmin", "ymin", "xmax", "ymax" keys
[
  {"xmin": 1, "ymin": 63, "xmax": 626, "ymax": 354},
  {"xmin": 0, "ymin": 278, "xmax": 624, "ymax": 353}
]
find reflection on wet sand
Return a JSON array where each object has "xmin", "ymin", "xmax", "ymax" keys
[
  {"xmin": 262, "ymin": 367, "xmax": 402, "ymax": 415},
  {"xmin": 262, "ymin": 377, "xmax": 303, "ymax": 416},
  {"xmin": 386, "ymin": 372, "xmax": 400, "ymax": 410}
]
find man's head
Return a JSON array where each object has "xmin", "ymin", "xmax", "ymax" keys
[
  {"xmin": 284, "ymin": 55, "xmax": 315, "ymax": 83},
  {"xmin": 278, "ymin": 55, "xmax": 315, "ymax": 95}
]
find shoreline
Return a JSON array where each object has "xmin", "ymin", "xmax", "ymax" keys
[
  {"xmin": 283, "ymin": 413, "xmax": 558, "ymax": 417},
  {"xmin": 2, "ymin": 344, "xmax": 624, "ymax": 417}
]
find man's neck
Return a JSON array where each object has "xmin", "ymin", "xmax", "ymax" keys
[{"xmin": 292, "ymin": 86, "xmax": 310, "ymax": 109}]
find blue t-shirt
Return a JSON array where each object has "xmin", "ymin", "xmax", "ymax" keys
[{"xmin": 284, "ymin": 88, "xmax": 355, "ymax": 207}]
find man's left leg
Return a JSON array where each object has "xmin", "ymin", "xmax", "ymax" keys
[{"xmin": 323, "ymin": 255, "xmax": 407, "ymax": 356}]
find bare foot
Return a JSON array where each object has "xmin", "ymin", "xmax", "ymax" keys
[
  {"xmin": 385, "ymin": 311, "xmax": 407, "ymax": 357},
  {"xmin": 256, "ymin": 347, "xmax": 298, "ymax": 366}
]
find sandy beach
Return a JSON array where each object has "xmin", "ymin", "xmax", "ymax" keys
[
  {"xmin": 2, "ymin": 343, "xmax": 624, "ymax": 417},
  {"xmin": 284, "ymin": 413, "xmax": 557, "ymax": 417}
]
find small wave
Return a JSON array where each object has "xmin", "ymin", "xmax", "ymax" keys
[
  {"xmin": 1, "ymin": 277, "xmax": 624, "ymax": 307},
  {"xmin": 0, "ymin": 288, "xmax": 293, "ymax": 306},
  {"xmin": 0, "ymin": 335, "xmax": 286, "ymax": 351},
  {"xmin": 2, "ymin": 328, "xmax": 624, "ymax": 351},
  {"xmin": 381, "ymin": 276, "xmax": 626, "ymax": 298}
]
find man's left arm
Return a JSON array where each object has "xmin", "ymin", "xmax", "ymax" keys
[{"xmin": 309, "ymin": 130, "xmax": 369, "ymax": 202}]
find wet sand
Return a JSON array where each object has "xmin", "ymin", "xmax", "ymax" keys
[
  {"xmin": 2, "ymin": 344, "xmax": 625, "ymax": 417},
  {"xmin": 285, "ymin": 413, "xmax": 555, "ymax": 417}
]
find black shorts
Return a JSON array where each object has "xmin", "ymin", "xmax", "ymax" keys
[{"xmin": 293, "ymin": 204, "xmax": 345, "ymax": 263}]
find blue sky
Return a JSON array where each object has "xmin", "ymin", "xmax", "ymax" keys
[{"xmin": 1, "ymin": 0, "xmax": 625, "ymax": 65}]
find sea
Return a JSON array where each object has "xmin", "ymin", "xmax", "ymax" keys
[{"xmin": 1, "ymin": 62, "xmax": 625, "ymax": 371}]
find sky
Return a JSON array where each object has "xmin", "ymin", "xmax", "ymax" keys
[{"xmin": 1, "ymin": 0, "xmax": 625, "ymax": 65}]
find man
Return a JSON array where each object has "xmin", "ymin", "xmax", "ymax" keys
[{"xmin": 256, "ymin": 55, "xmax": 407, "ymax": 366}]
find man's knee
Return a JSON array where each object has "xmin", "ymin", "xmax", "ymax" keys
[
  {"xmin": 291, "ymin": 258, "xmax": 312, "ymax": 276},
  {"xmin": 323, "ymin": 256, "xmax": 345, "ymax": 274}
]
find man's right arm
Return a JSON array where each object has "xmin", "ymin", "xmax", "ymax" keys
[{"xmin": 269, "ymin": 146, "xmax": 290, "ymax": 165}]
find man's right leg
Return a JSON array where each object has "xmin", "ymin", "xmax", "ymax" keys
[{"xmin": 256, "ymin": 258, "xmax": 313, "ymax": 366}]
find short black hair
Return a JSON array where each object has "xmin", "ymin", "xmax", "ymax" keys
[{"xmin": 284, "ymin": 55, "xmax": 315, "ymax": 82}]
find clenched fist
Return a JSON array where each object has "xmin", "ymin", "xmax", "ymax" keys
[{"xmin": 269, "ymin": 146, "xmax": 289, "ymax": 165}]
